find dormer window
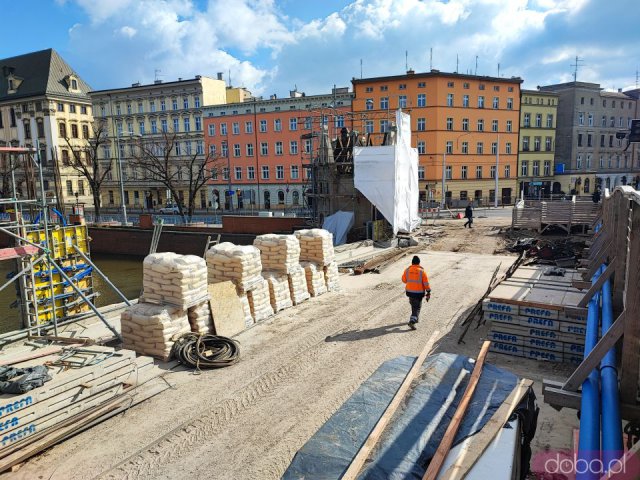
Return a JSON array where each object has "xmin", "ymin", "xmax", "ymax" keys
[
  {"xmin": 6, "ymin": 74, "xmax": 23, "ymax": 94},
  {"xmin": 65, "ymin": 74, "xmax": 80, "ymax": 93}
]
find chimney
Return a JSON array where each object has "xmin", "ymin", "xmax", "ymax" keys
[
  {"xmin": 270, "ymin": 94, "xmax": 277, "ymax": 100},
  {"xmin": 217, "ymin": 72, "xmax": 223, "ymax": 81},
  {"xmin": 132, "ymin": 82, "xmax": 141, "ymax": 87},
  {"xmin": 195, "ymin": 75, "xmax": 201, "ymax": 80},
  {"xmin": 407, "ymin": 69, "xmax": 415, "ymax": 75},
  {"xmin": 178, "ymin": 78, "xmax": 182, "ymax": 81},
  {"xmin": 618, "ymin": 88, "xmax": 622, "ymax": 93},
  {"xmin": 154, "ymin": 80, "xmax": 162, "ymax": 84}
]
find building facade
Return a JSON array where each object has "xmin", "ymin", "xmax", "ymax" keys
[
  {"xmin": 0, "ymin": 49, "xmax": 94, "ymax": 208},
  {"xmin": 540, "ymin": 81, "xmax": 640, "ymax": 195},
  {"xmin": 352, "ymin": 70, "xmax": 522, "ymax": 207},
  {"xmin": 518, "ymin": 89, "xmax": 558, "ymax": 198},
  {"xmin": 90, "ymin": 76, "xmax": 228, "ymax": 210},
  {"xmin": 203, "ymin": 88, "xmax": 352, "ymax": 210}
]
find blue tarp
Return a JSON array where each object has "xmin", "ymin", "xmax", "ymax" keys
[{"xmin": 282, "ymin": 352, "xmax": 519, "ymax": 480}]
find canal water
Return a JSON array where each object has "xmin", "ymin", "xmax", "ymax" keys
[{"xmin": 0, "ymin": 254, "xmax": 143, "ymax": 333}]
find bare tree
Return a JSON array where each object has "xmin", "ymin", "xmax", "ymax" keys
[
  {"xmin": 131, "ymin": 131, "xmax": 221, "ymax": 222},
  {"xmin": 0, "ymin": 151, "xmax": 22, "ymax": 201},
  {"xmin": 63, "ymin": 121, "xmax": 113, "ymax": 222}
]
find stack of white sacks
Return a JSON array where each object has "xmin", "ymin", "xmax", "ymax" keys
[
  {"xmin": 253, "ymin": 234, "xmax": 300, "ymax": 311},
  {"xmin": 122, "ymin": 252, "xmax": 209, "ymax": 360},
  {"xmin": 295, "ymin": 229, "xmax": 340, "ymax": 295},
  {"xmin": 263, "ymin": 271, "xmax": 293, "ymax": 312},
  {"xmin": 187, "ymin": 302, "xmax": 214, "ymax": 334},
  {"xmin": 247, "ymin": 278, "xmax": 274, "ymax": 322},
  {"xmin": 121, "ymin": 303, "xmax": 191, "ymax": 361}
]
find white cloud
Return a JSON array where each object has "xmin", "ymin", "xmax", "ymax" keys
[{"xmin": 118, "ymin": 26, "xmax": 137, "ymax": 38}]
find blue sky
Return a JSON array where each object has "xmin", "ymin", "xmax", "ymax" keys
[{"xmin": 1, "ymin": 0, "xmax": 639, "ymax": 96}]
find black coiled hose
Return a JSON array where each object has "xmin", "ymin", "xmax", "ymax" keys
[{"xmin": 171, "ymin": 333, "xmax": 240, "ymax": 370}]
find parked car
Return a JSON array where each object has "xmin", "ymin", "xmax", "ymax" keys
[{"xmin": 158, "ymin": 204, "xmax": 180, "ymax": 214}]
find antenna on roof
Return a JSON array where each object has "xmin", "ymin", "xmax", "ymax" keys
[
  {"xmin": 570, "ymin": 55, "xmax": 585, "ymax": 82},
  {"xmin": 636, "ymin": 68, "xmax": 638, "ymax": 89},
  {"xmin": 360, "ymin": 59, "xmax": 363, "ymax": 79},
  {"xmin": 430, "ymin": 48, "xmax": 433, "ymax": 70},
  {"xmin": 154, "ymin": 69, "xmax": 163, "ymax": 81},
  {"xmin": 497, "ymin": 63, "xmax": 500, "ymax": 77},
  {"xmin": 475, "ymin": 56, "xmax": 478, "ymax": 75},
  {"xmin": 228, "ymin": 69, "xmax": 231, "ymax": 86},
  {"xmin": 405, "ymin": 50, "xmax": 408, "ymax": 71},
  {"xmin": 456, "ymin": 54, "xmax": 459, "ymax": 73}
]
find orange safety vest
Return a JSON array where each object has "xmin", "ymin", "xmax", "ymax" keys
[{"xmin": 402, "ymin": 264, "xmax": 430, "ymax": 294}]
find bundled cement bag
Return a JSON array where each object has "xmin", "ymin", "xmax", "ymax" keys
[
  {"xmin": 264, "ymin": 271, "xmax": 293, "ymax": 312},
  {"xmin": 295, "ymin": 229, "xmax": 335, "ymax": 266},
  {"xmin": 247, "ymin": 278, "xmax": 274, "ymax": 322},
  {"xmin": 238, "ymin": 292, "xmax": 254, "ymax": 328},
  {"xmin": 301, "ymin": 262, "xmax": 328, "ymax": 297},
  {"xmin": 288, "ymin": 264, "xmax": 311, "ymax": 305},
  {"xmin": 142, "ymin": 252, "xmax": 208, "ymax": 309},
  {"xmin": 206, "ymin": 242, "xmax": 263, "ymax": 292},
  {"xmin": 253, "ymin": 234, "xmax": 301, "ymax": 273},
  {"xmin": 121, "ymin": 302, "xmax": 191, "ymax": 361},
  {"xmin": 324, "ymin": 261, "xmax": 341, "ymax": 292},
  {"xmin": 187, "ymin": 301, "xmax": 214, "ymax": 334}
]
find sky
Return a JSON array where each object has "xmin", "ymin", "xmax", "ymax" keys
[{"xmin": 1, "ymin": 0, "xmax": 639, "ymax": 97}]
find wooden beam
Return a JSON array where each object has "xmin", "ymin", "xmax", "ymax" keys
[
  {"xmin": 583, "ymin": 237, "xmax": 612, "ymax": 280},
  {"xmin": 598, "ymin": 436, "xmax": 640, "ymax": 479},
  {"xmin": 572, "ymin": 280, "xmax": 592, "ymax": 290},
  {"xmin": 563, "ymin": 306, "xmax": 589, "ymax": 320},
  {"xmin": 563, "ymin": 312, "xmax": 626, "ymax": 391},
  {"xmin": 612, "ymin": 194, "xmax": 630, "ymax": 311},
  {"xmin": 439, "ymin": 378, "xmax": 533, "ymax": 480},
  {"xmin": 422, "ymin": 341, "xmax": 491, "ymax": 480},
  {"xmin": 0, "ymin": 346, "xmax": 66, "ymax": 366},
  {"xmin": 340, "ymin": 330, "xmax": 440, "ymax": 480},
  {"xmin": 577, "ymin": 260, "xmax": 616, "ymax": 308},
  {"xmin": 0, "ymin": 245, "xmax": 39, "ymax": 261},
  {"xmin": 620, "ymin": 203, "xmax": 640, "ymax": 404}
]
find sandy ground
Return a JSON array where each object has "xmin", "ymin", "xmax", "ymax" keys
[{"xmin": 8, "ymin": 218, "xmax": 579, "ymax": 480}]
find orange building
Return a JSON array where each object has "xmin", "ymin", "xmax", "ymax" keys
[
  {"xmin": 352, "ymin": 70, "xmax": 522, "ymax": 206},
  {"xmin": 203, "ymin": 89, "xmax": 352, "ymax": 210}
]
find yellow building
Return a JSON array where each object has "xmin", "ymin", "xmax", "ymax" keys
[
  {"xmin": 518, "ymin": 89, "xmax": 558, "ymax": 198},
  {"xmin": 226, "ymin": 86, "xmax": 252, "ymax": 103},
  {"xmin": 0, "ymin": 49, "xmax": 95, "ymax": 209}
]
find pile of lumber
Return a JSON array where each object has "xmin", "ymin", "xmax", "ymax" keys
[{"xmin": 485, "ymin": 265, "xmax": 586, "ymax": 363}]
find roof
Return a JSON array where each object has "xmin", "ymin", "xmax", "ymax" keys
[
  {"xmin": 352, "ymin": 70, "xmax": 523, "ymax": 85},
  {"xmin": 521, "ymin": 89, "xmax": 558, "ymax": 96},
  {"xmin": 0, "ymin": 49, "xmax": 92, "ymax": 103},
  {"xmin": 89, "ymin": 76, "xmax": 214, "ymax": 96}
]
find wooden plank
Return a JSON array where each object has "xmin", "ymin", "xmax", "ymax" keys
[
  {"xmin": 563, "ymin": 312, "xmax": 626, "ymax": 391},
  {"xmin": 583, "ymin": 237, "xmax": 612, "ymax": 280},
  {"xmin": 577, "ymin": 260, "xmax": 616, "ymax": 308},
  {"xmin": 612, "ymin": 194, "xmax": 630, "ymax": 311},
  {"xmin": 439, "ymin": 378, "xmax": 533, "ymax": 480},
  {"xmin": 0, "ymin": 346, "xmax": 66, "ymax": 366},
  {"xmin": 0, "ymin": 245, "xmax": 39, "ymax": 261},
  {"xmin": 620, "ymin": 203, "xmax": 640, "ymax": 404},
  {"xmin": 207, "ymin": 281, "xmax": 246, "ymax": 338},
  {"xmin": 422, "ymin": 341, "xmax": 491, "ymax": 480},
  {"xmin": 341, "ymin": 330, "xmax": 440, "ymax": 480},
  {"xmin": 572, "ymin": 280, "xmax": 592, "ymax": 290}
]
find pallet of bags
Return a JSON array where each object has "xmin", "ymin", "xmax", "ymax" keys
[
  {"xmin": 295, "ymin": 229, "xmax": 335, "ymax": 266},
  {"xmin": 253, "ymin": 234, "xmax": 301, "ymax": 273},
  {"xmin": 238, "ymin": 292, "xmax": 254, "ymax": 328},
  {"xmin": 142, "ymin": 252, "xmax": 208, "ymax": 309},
  {"xmin": 301, "ymin": 262, "xmax": 328, "ymax": 297},
  {"xmin": 324, "ymin": 261, "xmax": 340, "ymax": 292},
  {"xmin": 247, "ymin": 278, "xmax": 274, "ymax": 322},
  {"xmin": 187, "ymin": 301, "xmax": 214, "ymax": 334},
  {"xmin": 288, "ymin": 265, "xmax": 311, "ymax": 305},
  {"xmin": 121, "ymin": 303, "xmax": 191, "ymax": 361},
  {"xmin": 206, "ymin": 243, "xmax": 263, "ymax": 292},
  {"xmin": 263, "ymin": 271, "xmax": 293, "ymax": 312}
]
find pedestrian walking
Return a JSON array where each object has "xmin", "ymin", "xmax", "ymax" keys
[
  {"xmin": 463, "ymin": 204, "xmax": 473, "ymax": 228},
  {"xmin": 592, "ymin": 188, "xmax": 601, "ymax": 204},
  {"xmin": 401, "ymin": 256, "xmax": 431, "ymax": 330}
]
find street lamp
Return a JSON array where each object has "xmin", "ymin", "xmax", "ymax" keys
[
  {"xmin": 113, "ymin": 134, "xmax": 128, "ymax": 225},
  {"xmin": 494, "ymin": 133, "xmax": 499, "ymax": 208}
]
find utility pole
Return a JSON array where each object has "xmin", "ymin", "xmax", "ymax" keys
[
  {"xmin": 441, "ymin": 151, "xmax": 446, "ymax": 209},
  {"xmin": 570, "ymin": 56, "xmax": 584, "ymax": 82}
]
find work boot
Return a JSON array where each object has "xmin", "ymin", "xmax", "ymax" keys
[{"xmin": 408, "ymin": 316, "xmax": 418, "ymax": 330}]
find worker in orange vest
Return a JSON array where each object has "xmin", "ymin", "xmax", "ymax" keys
[{"xmin": 402, "ymin": 255, "xmax": 431, "ymax": 330}]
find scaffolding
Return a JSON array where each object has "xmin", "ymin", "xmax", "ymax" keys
[
  {"xmin": 300, "ymin": 107, "xmax": 397, "ymax": 239},
  {"xmin": 0, "ymin": 146, "xmax": 121, "ymax": 341}
]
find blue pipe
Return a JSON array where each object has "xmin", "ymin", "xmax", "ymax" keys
[
  {"xmin": 577, "ymin": 265, "xmax": 602, "ymax": 480},
  {"xmin": 600, "ymin": 273, "xmax": 623, "ymax": 472}
]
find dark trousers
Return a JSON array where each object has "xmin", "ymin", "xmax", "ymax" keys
[
  {"xmin": 409, "ymin": 296, "xmax": 423, "ymax": 319},
  {"xmin": 464, "ymin": 217, "xmax": 473, "ymax": 228}
]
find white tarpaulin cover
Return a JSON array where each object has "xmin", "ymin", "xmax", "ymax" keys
[
  {"xmin": 353, "ymin": 110, "xmax": 421, "ymax": 234},
  {"xmin": 322, "ymin": 210, "xmax": 355, "ymax": 246}
]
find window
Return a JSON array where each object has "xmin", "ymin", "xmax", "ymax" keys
[
  {"xmin": 535, "ymin": 114, "xmax": 542, "ymax": 128},
  {"xmin": 151, "ymin": 120, "xmax": 158, "ymax": 134},
  {"xmin": 609, "ymin": 135, "xmax": 614, "ymax": 147},
  {"xmin": 461, "ymin": 141, "xmax": 468, "ymax": 154},
  {"xmin": 289, "ymin": 118, "xmax": 297, "ymax": 131},
  {"xmin": 235, "ymin": 166, "xmax": 242, "ymax": 180},
  {"xmin": 476, "ymin": 142, "xmax": 483, "ymax": 154},
  {"xmin": 534, "ymin": 137, "xmax": 541, "ymax": 151},
  {"xmin": 523, "ymin": 113, "xmax": 531, "ymax": 127},
  {"xmin": 506, "ymin": 120, "xmax": 512, "ymax": 132},
  {"xmin": 491, "ymin": 142, "xmax": 498, "ymax": 155},
  {"xmin": 461, "ymin": 165, "xmax": 468, "ymax": 179},
  {"xmin": 194, "ymin": 96, "xmax": 200, "ymax": 108},
  {"xmin": 173, "ymin": 118, "xmax": 180, "ymax": 133},
  {"xmin": 62, "ymin": 149, "xmax": 70, "ymax": 165},
  {"xmin": 398, "ymin": 95, "xmax": 407, "ymax": 108},
  {"xmin": 222, "ymin": 167, "xmax": 229, "ymax": 181},
  {"xmin": 417, "ymin": 141, "xmax": 426, "ymax": 154},
  {"xmin": 274, "ymin": 119, "xmax": 282, "ymax": 131},
  {"xmin": 208, "ymin": 124, "xmax": 215, "ymax": 136},
  {"xmin": 505, "ymin": 142, "xmax": 512, "ymax": 154},
  {"xmin": 398, "ymin": 83, "xmax": 406, "ymax": 90},
  {"xmin": 23, "ymin": 121, "xmax": 31, "ymax": 139},
  {"xmin": 304, "ymin": 139, "xmax": 312, "ymax": 153},
  {"xmin": 196, "ymin": 140, "xmax": 204, "ymax": 154},
  {"xmin": 209, "ymin": 144, "xmax": 217, "ymax": 156},
  {"xmin": 260, "ymin": 120, "xmax": 267, "ymax": 132},
  {"xmin": 232, "ymin": 122, "xmax": 239, "ymax": 135},
  {"xmin": 291, "ymin": 165, "xmax": 299, "ymax": 179},
  {"xmin": 183, "ymin": 97, "xmax": 189, "ymax": 109},
  {"xmin": 364, "ymin": 120, "xmax": 373, "ymax": 133},
  {"xmin": 418, "ymin": 166, "xmax": 425, "ymax": 180},
  {"xmin": 247, "ymin": 166, "xmax": 255, "ymax": 179},
  {"xmin": 532, "ymin": 161, "xmax": 540, "ymax": 176},
  {"xmin": 476, "ymin": 165, "xmax": 483, "ymax": 178},
  {"xmin": 220, "ymin": 123, "xmax": 227, "ymax": 135},
  {"xmin": 290, "ymin": 140, "xmax": 298, "ymax": 154},
  {"xmin": 172, "ymin": 98, "xmax": 178, "ymax": 110},
  {"xmin": 447, "ymin": 94, "xmax": 454, "ymax": 107},
  {"xmin": 417, "ymin": 94, "xmax": 426, "ymax": 107},
  {"xmin": 380, "ymin": 85, "xmax": 388, "ymax": 91},
  {"xmin": 522, "ymin": 137, "xmax": 529, "ymax": 151},
  {"xmin": 195, "ymin": 117, "xmax": 202, "ymax": 131},
  {"xmin": 40, "ymin": 121, "xmax": 48, "ymax": 138},
  {"xmin": 185, "ymin": 141, "xmax": 192, "ymax": 155},
  {"xmin": 586, "ymin": 154, "xmax": 592, "ymax": 169},
  {"xmin": 543, "ymin": 136, "xmax": 552, "ymax": 151},
  {"xmin": 233, "ymin": 144, "xmax": 241, "ymax": 157},
  {"xmin": 446, "ymin": 141, "xmax": 453, "ymax": 154},
  {"xmin": 69, "ymin": 104, "xmax": 77, "ymax": 114},
  {"xmin": 183, "ymin": 118, "xmax": 190, "ymax": 132},
  {"xmin": 418, "ymin": 82, "xmax": 426, "ymax": 88},
  {"xmin": 260, "ymin": 142, "xmax": 268, "ymax": 155},
  {"xmin": 81, "ymin": 105, "xmax": 88, "ymax": 115},
  {"xmin": 176, "ymin": 141, "xmax": 183, "ymax": 155},
  {"xmin": 478, "ymin": 96, "xmax": 485, "ymax": 108},
  {"xmin": 577, "ymin": 155, "xmax": 582, "ymax": 169},
  {"xmin": 445, "ymin": 166, "xmax": 452, "ymax": 180},
  {"xmin": 66, "ymin": 180, "xmax": 73, "ymax": 195},
  {"xmin": 578, "ymin": 112, "xmax": 584, "ymax": 125},
  {"xmin": 588, "ymin": 113, "xmax": 593, "ymax": 126},
  {"xmin": 137, "ymin": 102, "xmax": 143, "ymax": 114},
  {"xmin": 139, "ymin": 121, "xmax": 146, "ymax": 134},
  {"xmin": 506, "ymin": 98, "xmax": 513, "ymax": 109},
  {"xmin": 462, "ymin": 118, "xmax": 469, "ymax": 131},
  {"xmin": 448, "ymin": 82, "xmax": 455, "ymax": 87},
  {"xmin": 380, "ymin": 120, "xmax": 389, "ymax": 132},
  {"xmin": 490, "ymin": 165, "xmax": 496, "ymax": 179},
  {"xmin": 492, "ymin": 97, "xmax": 499, "ymax": 109},
  {"xmin": 275, "ymin": 141, "xmax": 283, "ymax": 155},
  {"xmin": 446, "ymin": 118, "xmax": 453, "ymax": 130},
  {"xmin": 417, "ymin": 118, "xmax": 426, "ymax": 131},
  {"xmin": 610, "ymin": 116, "xmax": 615, "ymax": 127},
  {"xmin": 365, "ymin": 99, "xmax": 373, "ymax": 110},
  {"xmin": 578, "ymin": 133, "xmax": 583, "ymax": 147},
  {"xmin": 150, "ymin": 101, "xmax": 156, "ymax": 113},
  {"xmin": 261, "ymin": 166, "xmax": 269, "ymax": 179},
  {"xmin": 161, "ymin": 119, "xmax": 168, "ymax": 133},
  {"xmin": 477, "ymin": 119, "xmax": 484, "ymax": 131},
  {"xmin": 599, "ymin": 156, "xmax": 605, "ymax": 168},
  {"xmin": 521, "ymin": 161, "xmax": 528, "ymax": 176},
  {"xmin": 159, "ymin": 99, "xmax": 166, "ymax": 112},
  {"xmin": 463, "ymin": 82, "xmax": 470, "ymax": 89},
  {"xmin": 587, "ymin": 134, "xmax": 593, "ymax": 148},
  {"xmin": 276, "ymin": 165, "xmax": 284, "ymax": 180},
  {"xmin": 59, "ymin": 122, "xmax": 66, "ymax": 137},
  {"xmin": 492, "ymin": 120, "xmax": 498, "ymax": 132},
  {"xmin": 504, "ymin": 165, "xmax": 511, "ymax": 178},
  {"xmin": 462, "ymin": 95, "xmax": 469, "ymax": 108},
  {"xmin": 245, "ymin": 143, "xmax": 254, "ymax": 156},
  {"xmin": 380, "ymin": 97, "xmax": 389, "ymax": 110},
  {"xmin": 365, "ymin": 87, "xmax": 373, "ymax": 93},
  {"xmin": 219, "ymin": 142, "xmax": 226, "ymax": 157}
]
